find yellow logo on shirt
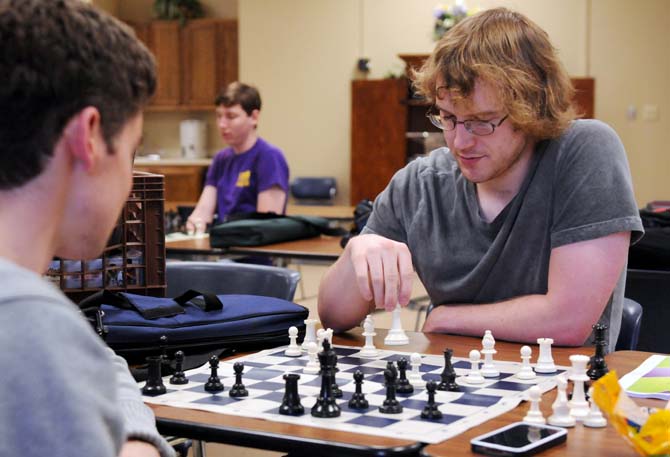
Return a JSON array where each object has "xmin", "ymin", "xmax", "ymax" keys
[{"xmin": 236, "ymin": 170, "xmax": 251, "ymax": 187}]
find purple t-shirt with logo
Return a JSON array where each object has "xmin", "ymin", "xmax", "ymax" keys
[{"xmin": 205, "ymin": 137, "xmax": 289, "ymax": 220}]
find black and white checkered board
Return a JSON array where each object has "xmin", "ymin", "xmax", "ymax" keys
[{"xmin": 142, "ymin": 345, "xmax": 567, "ymax": 444}]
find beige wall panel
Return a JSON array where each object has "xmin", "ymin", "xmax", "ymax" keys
[
  {"xmin": 240, "ymin": 0, "xmax": 359, "ymax": 204},
  {"xmin": 590, "ymin": 0, "xmax": 670, "ymax": 205}
]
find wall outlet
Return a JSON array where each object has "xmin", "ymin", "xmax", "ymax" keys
[{"xmin": 642, "ymin": 104, "xmax": 659, "ymax": 121}]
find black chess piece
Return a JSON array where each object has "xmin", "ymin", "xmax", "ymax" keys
[
  {"xmin": 421, "ymin": 380, "xmax": 443, "ymax": 420},
  {"xmin": 229, "ymin": 362, "xmax": 248, "ymax": 397},
  {"xmin": 379, "ymin": 367, "xmax": 403, "ymax": 414},
  {"xmin": 384, "ymin": 361, "xmax": 398, "ymax": 386},
  {"xmin": 159, "ymin": 335, "xmax": 171, "ymax": 371},
  {"xmin": 169, "ymin": 350, "xmax": 188, "ymax": 385},
  {"xmin": 279, "ymin": 373, "xmax": 304, "ymax": 416},
  {"xmin": 396, "ymin": 358, "xmax": 414, "ymax": 394},
  {"xmin": 347, "ymin": 370, "xmax": 369, "ymax": 410},
  {"xmin": 330, "ymin": 343, "xmax": 343, "ymax": 398},
  {"xmin": 311, "ymin": 340, "xmax": 341, "ymax": 418},
  {"xmin": 587, "ymin": 323, "xmax": 609, "ymax": 380},
  {"xmin": 142, "ymin": 355, "xmax": 166, "ymax": 396},
  {"xmin": 437, "ymin": 348, "xmax": 460, "ymax": 392},
  {"xmin": 204, "ymin": 355, "xmax": 224, "ymax": 393}
]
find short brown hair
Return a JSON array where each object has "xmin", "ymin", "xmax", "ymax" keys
[
  {"xmin": 0, "ymin": 0, "xmax": 156, "ymax": 190},
  {"xmin": 413, "ymin": 7, "xmax": 576, "ymax": 139},
  {"xmin": 214, "ymin": 82, "xmax": 261, "ymax": 115}
]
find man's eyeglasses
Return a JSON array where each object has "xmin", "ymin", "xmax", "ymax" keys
[{"xmin": 426, "ymin": 108, "xmax": 508, "ymax": 136}]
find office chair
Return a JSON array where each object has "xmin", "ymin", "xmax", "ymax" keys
[
  {"xmin": 625, "ymin": 268, "xmax": 670, "ymax": 353},
  {"xmin": 166, "ymin": 261, "xmax": 301, "ymax": 301},
  {"xmin": 615, "ymin": 298, "xmax": 643, "ymax": 351}
]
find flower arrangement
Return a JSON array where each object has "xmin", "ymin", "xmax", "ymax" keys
[{"xmin": 432, "ymin": 1, "xmax": 474, "ymax": 41}]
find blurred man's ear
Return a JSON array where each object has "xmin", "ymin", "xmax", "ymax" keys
[{"xmin": 62, "ymin": 107, "xmax": 103, "ymax": 171}]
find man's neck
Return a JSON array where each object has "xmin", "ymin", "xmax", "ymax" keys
[
  {"xmin": 476, "ymin": 138, "xmax": 536, "ymax": 222},
  {"xmin": 232, "ymin": 133, "xmax": 258, "ymax": 155}
]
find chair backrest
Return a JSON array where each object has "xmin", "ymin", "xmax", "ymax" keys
[
  {"xmin": 290, "ymin": 177, "xmax": 337, "ymax": 203},
  {"xmin": 615, "ymin": 298, "xmax": 643, "ymax": 351},
  {"xmin": 166, "ymin": 261, "xmax": 301, "ymax": 301}
]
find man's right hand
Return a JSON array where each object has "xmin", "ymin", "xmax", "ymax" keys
[{"xmin": 347, "ymin": 234, "xmax": 414, "ymax": 312}]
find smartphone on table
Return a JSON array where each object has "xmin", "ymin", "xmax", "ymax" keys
[{"xmin": 470, "ymin": 422, "xmax": 567, "ymax": 457}]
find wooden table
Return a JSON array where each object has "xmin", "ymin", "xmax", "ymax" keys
[
  {"xmin": 149, "ymin": 329, "xmax": 661, "ymax": 456},
  {"xmin": 286, "ymin": 204, "xmax": 356, "ymax": 221},
  {"xmin": 165, "ymin": 234, "xmax": 343, "ymax": 263}
]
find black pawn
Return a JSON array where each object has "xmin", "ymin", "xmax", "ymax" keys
[
  {"xmin": 421, "ymin": 380, "xmax": 443, "ymax": 420},
  {"xmin": 396, "ymin": 358, "xmax": 414, "ymax": 394},
  {"xmin": 330, "ymin": 343, "xmax": 343, "ymax": 399},
  {"xmin": 169, "ymin": 350, "xmax": 188, "ymax": 385},
  {"xmin": 384, "ymin": 361, "xmax": 398, "ymax": 386},
  {"xmin": 229, "ymin": 362, "xmax": 248, "ymax": 397},
  {"xmin": 348, "ymin": 370, "xmax": 369, "ymax": 410},
  {"xmin": 204, "ymin": 355, "xmax": 224, "ymax": 393},
  {"xmin": 437, "ymin": 348, "xmax": 459, "ymax": 392},
  {"xmin": 311, "ymin": 340, "xmax": 341, "ymax": 418},
  {"xmin": 587, "ymin": 323, "xmax": 609, "ymax": 380},
  {"xmin": 279, "ymin": 373, "xmax": 304, "ymax": 416},
  {"xmin": 379, "ymin": 368, "xmax": 403, "ymax": 414},
  {"xmin": 142, "ymin": 355, "xmax": 166, "ymax": 396}
]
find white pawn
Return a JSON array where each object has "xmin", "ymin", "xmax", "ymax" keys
[
  {"xmin": 359, "ymin": 317, "xmax": 378, "ymax": 357},
  {"xmin": 517, "ymin": 345, "xmax": 536, "ymax": 380},
  {"xmin": 303, "ymin": 342, "xmax": 320, "ymax": 374},
  {"xmin": 408, "ymin": 352, "xmax": 423, "ymax": 382},
  {"xmin": 523, "ymin": 385, "xmax": 546, "ymax": 424},
  {"xmin": 480, "ymin": 330, "xmax": 499, "ymax": 377},
  {"xmin": 535, "ymin": 338, "xmax": 557, "ymax": 373},
  {"xmin": 568, "ymin": 354, "xmax": 591, "ymax": 420},
  {"xmin": 583, "ymin": 387, "xmax": 607, "ymax": 428},
  {"xmin": 384, "ymin": 304, "xmax": 409, "ymax": 345},
  {"xmin": 465, "ymin": 349, "xmax": 485, "ymax": 384},
  {"xmin": 302, "ymin": 318, "xmax": 318, "ymax": 351},
  {"xmin": 285, "ymin": 326, "xmax": 302, "ymax": 357},
  {"xmin": 547, "ymin": 374, "xmax": 576, "ymax": 427}
]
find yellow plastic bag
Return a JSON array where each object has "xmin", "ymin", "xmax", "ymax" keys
[{"xmin": 592, "ymin": 371, "xmax": 670, "ymax": 456}]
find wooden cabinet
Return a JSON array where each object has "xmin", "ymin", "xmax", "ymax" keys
[
  {"xmin": 133, "ymin": 164, "xmax": 208, "ymax": 205},
  {"xmin": 350, "ymin": 74, "xmax": 595, "ymax": 204},
  {"xmin": 129, "ymin": 19, "xmax": 238, "ymax": 110}
]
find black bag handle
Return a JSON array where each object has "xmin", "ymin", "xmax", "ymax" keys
[
  {"xmin": 78, "ymin": 290, "xmax": 185, "ymax": 319},
  {"xmin": 173, "ymin": 289, "xmax": 223, "ymax": 311}
]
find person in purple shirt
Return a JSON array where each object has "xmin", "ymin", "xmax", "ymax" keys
[{"xmin": 187, "ymin": 82, "xmax": 289, "ymax": 233}]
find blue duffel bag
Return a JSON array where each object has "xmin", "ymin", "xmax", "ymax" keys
[{"xmin": 79, "ymin": 289, "xmax": 309, "ymax": 363}]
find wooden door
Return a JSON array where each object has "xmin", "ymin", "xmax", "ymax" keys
[{"xmin": 350, "ymin": 79, "xmax": 407, "ymax": 204}]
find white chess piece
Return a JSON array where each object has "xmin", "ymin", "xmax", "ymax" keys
[
  {"xmin": 316, "ymin": 328, "xmax": 326, "ymax": 348},
  {"xmin": 384, "ymin": 304, "xmax": 409, "ymax": 345},
  {"xmin": 465, "ymin": 349, "xmax": 485, "ymax": 384},
  {"xmin": 285, "ymin": 326, "xmax": 302, "ymax": 357},
  {"xmin": 535, "ymin": 338, "xmax": 557, "ymax": 373},
  {"xmin": 303, "ymin": 342, "xmax": 320, "ymax": 374},
  {"xmin": 517, "ymin": 345, "xmax": 536, "ymax": 380},
  {"xmin": 408, "ymin": 352, "xmax": 423, "ymax": 382},
  {"xmin": 523, "ymin": 385, "xmax": 546, "ymax": 424},
  {"xmin": 302, "ymin": 318, "xmax": 318, "ymax": 351},
  {"xmin": 568, "ymin": 354, "xmax": 591, "ymax": 420},
  {"xmin": 583, "ymin": 387, "xmax": 607, "ymax": 427},
  {"xmin": 359, "ymin": 318, "xmax": 379, "ymax": 357},
  {"xmin": 480, "ymin": 330, "xmax": 499, "ymax": 377},
  {"xmin": 324, "ymin": 328, "xmax": 334, "ymax": 345},
  {"xmin": 547, "ymin": 374, "xmax": 576, "ymax": 427}
]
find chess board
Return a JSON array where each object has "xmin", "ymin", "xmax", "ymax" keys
[{"xmin": 142, "ymin": 345, "xmax": 568, "ymax": 444}]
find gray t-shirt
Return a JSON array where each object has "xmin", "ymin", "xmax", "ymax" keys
[
  {"xmin": 364, "ymin": 119, "xmax": 644, "ymax": 350},
  {"xmin": 0, "ymin": 258, "xmax": 174, "ymax": 457}
]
